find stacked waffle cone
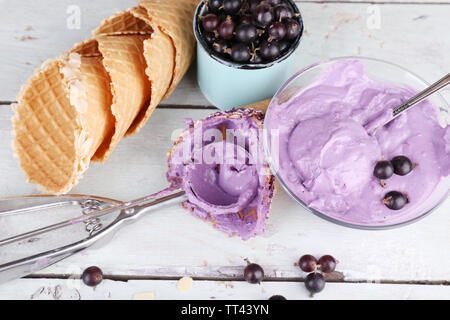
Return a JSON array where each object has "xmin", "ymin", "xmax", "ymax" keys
[{"xmin": 12, "ymin": 0, "xmax": 200, "ymax": 194}]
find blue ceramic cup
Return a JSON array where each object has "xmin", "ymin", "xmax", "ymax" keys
[{"xmin": 193, "ymin": 1, "xmax": 304, "ymax": 110}]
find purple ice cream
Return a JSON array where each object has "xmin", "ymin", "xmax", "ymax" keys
[
  {"xmin": 265, "ymin": 60, "xmax": 450, "ymax": 226},
  {"xmin": 167, "ymin": 109, "xmax": 275, "ymax": 239}
]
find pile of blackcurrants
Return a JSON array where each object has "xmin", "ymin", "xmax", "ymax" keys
[
  {"xmin": 198, "ymin": 0, "xmax": 303, "ymax": 64},
  {"xmin": 373, "ymin": 155, "xmax": 417, "ymax": 210},
  {"xmin": 299, "ymin": 254, "xmax": 337, "ymax": 297},
  {"xmin": 243, "ymin": 254, "xmax": 338, "ymax": 299}
]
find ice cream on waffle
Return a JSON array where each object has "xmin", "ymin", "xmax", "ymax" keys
[{"xmin": 167, "ymin": 109, "xmax": 276, "ymax": 240}]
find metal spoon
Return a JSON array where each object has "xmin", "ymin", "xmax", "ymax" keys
[{"xmin": 367, "ymin": 72, "xmax": 450, "ymax": 135}]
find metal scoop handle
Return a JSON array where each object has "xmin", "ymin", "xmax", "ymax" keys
[
  {"xmin": 369, "ymin": 72, "xmax": 450, "ymax": 135},
  {"xmin": 392, "ymin": 73, "xmax": 450, "ymax": 118},
  {"xmin": 0, "ymin": 190, "xmax": 186, "ymax": 284}
]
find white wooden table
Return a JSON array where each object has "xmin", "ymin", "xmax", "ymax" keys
[{"xmin": 0, "ymin": 0, "xmax": 449, "ymax": 300}]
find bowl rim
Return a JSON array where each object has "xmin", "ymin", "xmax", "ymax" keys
[
  {"xmin": 193, "ymin": 0, "xmax": 304, "ymax": 70},
  {"xmin": 263, "ymin": 55, "xmax": 450, "ymax": 230}
]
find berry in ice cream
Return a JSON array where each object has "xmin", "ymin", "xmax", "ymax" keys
[
  {"xmin": 373, "ymin": 160, "xmax": 394, "ymax": 180},
  {"xmin": 391, "ymin": 155, "xmax": 414, "ymax": 176}
]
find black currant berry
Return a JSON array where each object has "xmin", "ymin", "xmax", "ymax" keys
[
  {"xmin": 218, "ymin": 17, "xmax": 235, "ymax": 39},
  {"xmin": 299, "ymin": 255, "xmax": 317, "ymax": 272},
  {"xmin": 373, "ymin": 160, "xmax": 394, "ymax": 180},
  {"xmin": 267, "ymin": 0, "xmax": 282, "ymax": 5},
  {"xmin": 248, "ymin": 0, "xmax": 262, "ymax": 14},
  {"xmin": 305, "ymin": 272, "xmax": 326, "ymax": 295},
  {"xmin": 278, "ymin": 39, "xmax": 290, "ymax": 53},
  {"xmin": 252, "ymin": 34, "xmax": 263, "ymax": 47},
  {"xmin": 235, "ymin": 23, "xmax": 258, "ymax": 43},
  {"xmin": 285, "ymin": 18, "xmax": 301, "ymax": 40},
  {"xmin": 268, "ymin": 295, "xmax": 287, "ymax": 300},
  {"xmin": 244, "ymin": 263, "xmax": 264, "ymax": 284},
  {"xmin": 318, "ymin": 255, "xmax": 336, "ymax": 273},
  {"xmin": 205, "ymin": 31, "xmax": 217, "ymax": 44},
  {"xmin": 82, "ymin": 266, "xmax": 103, "ymax": 287},
  {"xmin": 223, "ymin": 0, "xmax": 242, "ymax": 14},
  {"xmin": 212, "ymin": 39, "xmax": 229, "ymax": 53},
  {"xmin": 240, "ymin": 14, "xmax": 254, "ymax": 25},
  {"xmin": 391, "ymin": 156, "xmax": 413, "ymax": 176},
  {"xmin": 208, "ymin": 0, "xmax": 223, "ymax": 13},
  {"xmin": 268, "ymin": 22, "xmax": 287, "ymax": 40},
  {"xmin": 202, "ymin": 14, "xmax": 220, "ymax": 32},
  {"xmin": 260, "ymin": 39, "xmax": 280, "ymax": 60},
  {"xmin": 274, "ymin": 4, "xmax": 293, "ymax": 21},
  {"xmin": 383, "ymin": 191, "xmax": 408, "ymax": 210},
  {"xmin": 254, "ymin": 4, "xmax": 274, "ymax": 27},
  {"xmin": 231, "ymin": 43, "xmax": 251, "ymax": 62}
]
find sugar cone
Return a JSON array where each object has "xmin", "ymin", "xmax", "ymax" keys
[
  {"xmin": 12, "ymin": 60, "xmax": 85, "ymax": 194},
  {"xmin": 95, "ymin": 34, "xmax": 151, "ymax": 161},
  {"xmin": 12, "ymin": 3, "xmax": 196, "ymax": 194},
  {"xmin": 93, "ymin": 8, "xmax": 153, "ymax": 36},
  {"xmin": 127, "ymin": 28, "xmax": 175, "ymax": 135},
  {"xmin": 70, "ymin": 38, "xmax": 101, "ymax": 57},
  {"xmin": 90, "ymin": 7, "xmax": 174, "ymax": 135},
  {"xmin": 138, "ymin": 0, "xmax": 199, "ymax": 97},
  {"xmin": 61, "ymin": 52, "xmax": 115, "ymax": 162},
  {"xmin": 241, "ymin": 98, "xmax": 272, "ymax": 113}
]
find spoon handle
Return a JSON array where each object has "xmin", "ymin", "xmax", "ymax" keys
[
  {"xmin": 392, "ymin": 73, "xmax": 450, "ymax": 118},
  {"xmin": 0, "ymin": 189, "xmax": 186, "ymax": 284}
]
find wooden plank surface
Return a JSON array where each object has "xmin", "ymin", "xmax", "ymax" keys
[
  {"xmin": 1, "ymin": 107, "xmax": 450, "ymax": 284},
  {"xmin": 0, "ymin": 1, "xmax": 449, "ymax": 105},
  {"xmin": 0, "ymin": 0, "xmax": 449, "ymax": 299},
  {"xmin": 2, "ymin": 278, "xmax": 450, "ymax": 300}
]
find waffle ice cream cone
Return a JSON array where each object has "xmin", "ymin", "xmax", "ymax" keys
[
  {"xmin": 95, "ymin": 34, "xmax": 151, "ymax": 160},
  {"xmin": 128, "ymin": 28, "xmax": 175, "ymax": 135},
  {"xmin": 139, "ymin": 0, "xmax": 198, "ymax": 97},
  {"xmin": 12, "ymin": 1, "xmax": 198, "ymax": 194},
  {"xmin": 13, "ymin": 60, "xmax": 88, "ymax": 194},
  {"xmin": 93, "ymin": 9, "xmax": 153, "ymax": 36},
  {"xmin": 61, "ymin": 52, "xmax": 115, "ymax": 162},
  {"xmin": 242, "ymin": 98, "xmax": 272, "ymax": 113}
]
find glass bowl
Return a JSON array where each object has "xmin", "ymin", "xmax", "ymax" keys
[{"xmin": 263, "ymin": 56, "xmax": 450, "ymax": 229}]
